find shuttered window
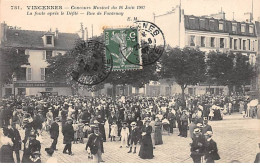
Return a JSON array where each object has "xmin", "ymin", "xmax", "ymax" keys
[
  {"xmin": 210, "ymin": 37, "xmax": 215, "ymax": 47},
  {"xmin": 190, "ymin": 35, "xmax": 195, "ymax": 46},
  {"xmin": 219, "ymin": 23, "xmax": 223, "ymax": 30},
  {"xmin": 201, "ymin": 36, "xmax": 205, "ymax": 47},
  {"xmin": 27, "ymin": 68, "xmax": 32, "ymax": 81},
  {"xmin": 220, "ymin": 38, "xmax": 224, "ymax": 48},
  {"xmin": 40, "ymin": 68, "xmax": 45, "ymax": 81},
  {"xmin": 234, "ymin": 39, "xmax": 237, "ymax": 50}
]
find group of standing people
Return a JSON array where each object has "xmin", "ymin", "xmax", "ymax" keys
[{"xmin": 0, "ymin": 93, "xmax": 256, "ymax": 163}]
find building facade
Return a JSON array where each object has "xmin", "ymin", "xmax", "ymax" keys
[
  {"xmin": 150, "ymin": 7, "xmax": 258, "ymax": 96},
  {"xmin": 0, "ymin": 23, "xmax": 80, "ymax": 97}
]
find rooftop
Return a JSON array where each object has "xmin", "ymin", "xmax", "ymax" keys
[
  {"xmin": 3, "ymin": 28, "xmax": 80, "ymax": 50},
  {"xmin": 184, "ymin": 15, "xmax": 256, "ymax": 37}
]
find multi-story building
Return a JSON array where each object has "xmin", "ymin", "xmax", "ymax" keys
[
  {"xmin": 255, "ymin": 20, "xmax": 260, "ymax": 100},
  {"xmin": 0, "ymin": 23, "xmax": 79, "ymax": 97},
  {"xmin": 146, "ymin": 6, "xmax": 258, "ymax": 96}
]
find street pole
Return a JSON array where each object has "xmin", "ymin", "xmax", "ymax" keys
[
  {"xmin": 12, "ymin": 72, "xmax": 17, "ymax": 104},
  {"xmin": 13, "ymin": 82, "xmax": 15, "ymax": 101}
]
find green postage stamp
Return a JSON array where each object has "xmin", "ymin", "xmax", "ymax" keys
[{"xmin": 104, "ymin": 28, "xmax": 142, "ymax": 70}]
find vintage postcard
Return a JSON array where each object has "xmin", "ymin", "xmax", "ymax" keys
[{"xmin": 0, "ymin": 0, "xmax": 260, "ymax": 164}]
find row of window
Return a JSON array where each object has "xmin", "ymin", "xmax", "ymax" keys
[
  {"xmin": 189, "ymin": 35, "xmax": 225, "ymax": 48},
  {"xmin": 231, "ymin": 23, "xmax": 254, "ymax": 34},
  {"xmin": 193, "ymin": 17, "xmax": 254, "ymax": 34},
  {"xmin": 26, "ymin": 68, "xmax": 46, "ymax": 81},
  {"xmin": 189, "ymin": 35, "xmax": 256, "ymax": 51},
  {"xmin": 42, "ymin": 50, "xmax": 63, "ymax": 60}
]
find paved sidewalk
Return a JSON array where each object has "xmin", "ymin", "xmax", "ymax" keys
[{"xmin": 19, "ymin": 113, "xmax": 259, "ymax": 163}]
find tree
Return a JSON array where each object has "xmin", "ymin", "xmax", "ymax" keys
[
  {"xmin": 46, "ymin": 38, "xmax": 106, "ymax": 94},
  {"xmin": 207, "ymin": 51, "xmax": 255, "ymax": 95},
  {"xmin": 206, "ymin": 51, "xmax": 234, "ymax": 95},
  {"xmin": 46, "ymin": 36, "xmax": 159, "ymax": 97},
  {"xmin": 232, "ymin": 53, "xmax": 255, "ymax": 94},
  {"xmin": 104, "ymin": 62, "xmax": 159, "ymax": 99},
  {"xmin": 0, "ymin": 47, "xmax": 29, "ymax": 98},
  {"xmin": 160, "ymin": 47, "xmax": 206, "ymax": 105}
]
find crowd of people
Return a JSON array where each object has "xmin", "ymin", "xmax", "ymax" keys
[{"xmin": 0, "ymin": 93, "xmax": 258, "ymax": 163}]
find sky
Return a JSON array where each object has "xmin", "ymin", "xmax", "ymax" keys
[{"xmin": 1, "ymin": 0, "xmax": 260, "ymax": 36}]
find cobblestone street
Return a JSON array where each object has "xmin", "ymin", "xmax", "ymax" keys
[{"xmin": 20, "ymin": 113, "xmax": 259, "ymax": 163}]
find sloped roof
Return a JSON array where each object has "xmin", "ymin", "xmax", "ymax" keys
[
  {"xmin": 184, "ymin": 15, "xmax": 256, "ymax": 37},
  {"xmin": 4, "ymin": 29, "xmax": 80, "ymax": 50}
]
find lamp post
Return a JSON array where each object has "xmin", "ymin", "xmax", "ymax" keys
[{"xmin": 12, "ymin": 72, "xmax": 17, "ymax": 101}]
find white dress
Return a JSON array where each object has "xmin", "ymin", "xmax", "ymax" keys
[{"xmin": 110, "ymin": 124, "xmax": 118, "ymax": 137}]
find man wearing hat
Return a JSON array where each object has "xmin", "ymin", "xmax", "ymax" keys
[
  {"xmin": 167, "ymin": 109, "xmax": 176, "ymax": 134},
  {"xmin": 23, "ymin": 114, "xmax": 34, "ymax": 143},
  {"xmin": 86, "ymin": 126, "xmax": 104, "ymax": 163},
  {"xmin": 108, "ymin": 111, "xmax": 117, "ymax": 138},
  {"xmin": 202, "ymin": 118, "xmax": 213, "ymax": 135},
  {"xmin": 96, "ymin": 114, "xmax": 106, "ymax": 142},
  {"xmin": 126, "ymin": 113, "xmax": 135, "ymax": 142},
  {"xmin": 9, "ymin": 122, "xmax": 22, "ymax": 163},
  {"xmin": 61, "ymin": 106, "xmax": 68, "ymax": 129},
  {"xmin": 50, "ymin": 117, "xmax": 59, "ymax": 150},
  {"xmin": 32, "ymin": 109, "xmax": 44, "ymax": 133},
  {"xmin": 190, "ymin": 128, "xmax": 205, "ymax": 163},
  {"xmin": 176, "ymin": 109, "xmax": 182, "ymax": 136},
  {"xmin": 22, "ymin": 131, "xmax": 41, "ymax": 163},
  {"xmin": 62, "ymin": 117, "xmax": 74, "ymax": 155},
  {"xmin": 128, "ymin": 122, "xmax": 139, "ymax": 153},
  {"xmin": 189, "ymin": 118, "xmax": 197, "ymax": 140},
  {"xmin": 204, "ymin": 131, "xmax": 220, "ymax": 163},
  {"xmin": 46, "ymin": 107, "xmax": 54, "ymax": 131},
  {"xmin": 180, "ymin": 110, "xmax": 189, "ymax": 138}
]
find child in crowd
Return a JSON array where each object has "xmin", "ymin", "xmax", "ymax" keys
[
  {"xmin": 78, "ymin": 120, "xmax": 84, "ymax": 143},
  {"xmin": 209, "ymin": 108, "xmax": 214, "ymax": 121},
  {"xmin": 120, "ymin": 122, "xmax": 129, "ymax": 148},
  {"xmin": 83, "ymin": 123, "xmax": 91, "ymax": 139},
  {"xmin": 72, "ymin": 120, "xmax": 79, "ymax": 144},
  {"xmin": 128, "ymin": 122, "xmax": 139, "ymax": 154},
  {"xmin": 110, "ymin": 121, "xmax": 118, "ymax": 141}
]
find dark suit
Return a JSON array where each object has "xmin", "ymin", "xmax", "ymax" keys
[
  {"xmin": 204, "ymin": 139, "xmax": 220, "ymax": 163},
  {"xmin": 22, "ymin": 139, "xmax": 41, "ymax": 163},
  {"xmin": 62, "ymin": 123, "xmax": 74, "ymax": 154},
  {"xmin": 0, "ymin": 145, "xmax": 14, "ymax": 163},
  {"xmin": 190, "ymin": 135, "xmax": 205, "ymax": 163},
  {"xmin": 9, "ymin": 128, "xmax": 21, "ymax": 162},
  {"xmin": 50, "ymin": 121, "xmax": 59, "ymax": 150},
  {"xmin": 176, "ymin": 112, "xmax": 181, "ymax": 135},
  {"xmin": 86, "ymin": 133, "xmax": 104, "ymax": 154},
  {"xmin": 254, "ymin": 153, "xmax": 260, "ymax": 163},
  {"xmin": 202, "ymin": 125, "xmax": 213, "ymax": 135},
  {"xmin": 167, "ymin": 112, "xmax": 176, "ymax": 133},
  {"xmin": 180, "ymin": 114, "xmax": 189, "ymax": 137}
]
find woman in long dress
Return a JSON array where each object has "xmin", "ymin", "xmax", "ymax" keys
[
  {"xmin": 139, "ymin": 118, "xmax": 154, "ymax": 159},
  {"xmin": 154, "ymin": 117, "xmax": 163, "ymax": 145}
]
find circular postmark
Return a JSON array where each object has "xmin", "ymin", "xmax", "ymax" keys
[
  {"xmin": 120, "ymin": 20, "xmax": 166, "ymax": 66},
  {"xmin": 71, "ymin": 40, "xmax": 113, "ymax": 86}
]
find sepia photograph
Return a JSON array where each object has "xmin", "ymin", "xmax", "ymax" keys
[{"xmin": 0, "ymin": 0, "xmax": 260, "ymax": 163}]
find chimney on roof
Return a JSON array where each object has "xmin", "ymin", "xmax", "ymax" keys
[
  {"xmin": 80, "ymin": 22, "xmax": 84, "ymax": 40},
  {"xmin": 55, "ymin": 28, "xmax": 59, "ymax": 39},
  {"xmin": 0, "ymin": 22, "xmax": 7, "ymax": 45}
]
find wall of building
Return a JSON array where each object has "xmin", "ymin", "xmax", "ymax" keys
[{"xmin": 154, "ymin": 6, "xmax": 185, "ymax": 48}]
